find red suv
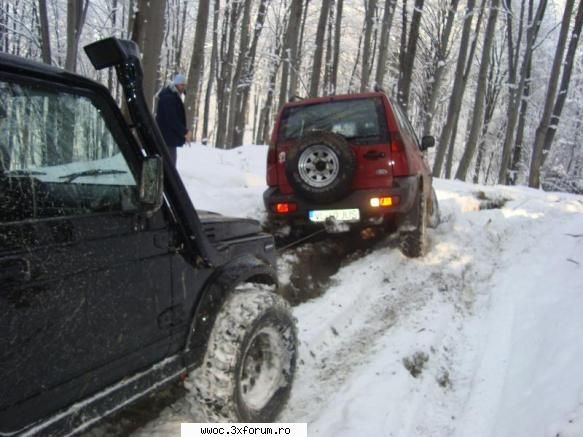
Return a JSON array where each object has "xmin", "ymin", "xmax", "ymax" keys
[{"xmin": 263, "ymin": 92, "xmax": 439, "ymax": 257}]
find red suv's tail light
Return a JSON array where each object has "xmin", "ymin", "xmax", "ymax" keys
[
  {"xmin": 370, "ymin": 196, "xmax": 399, "ymax": 207},
  {"xmin": 273, "ymin": 202, "xmax": 297, "ymax": 214},
  {"xmin": 390, "ymin": 133, "xmax": 411, "ymax": 177},
  {"xmin": 266, "ymin": 144, "xmax": 278, "ymax": 186}
]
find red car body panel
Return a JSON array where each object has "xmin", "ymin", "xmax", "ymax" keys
[{"xmin": 264, "ymin": 91, "xmax": 433, "ymax": 228}]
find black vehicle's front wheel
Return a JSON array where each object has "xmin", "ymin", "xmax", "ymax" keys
[{"xmin": 192, "ymin": 286, "xmax": 298, "ymax": 422}]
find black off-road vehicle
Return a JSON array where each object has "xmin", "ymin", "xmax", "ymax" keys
[{"xmin": 0, "ymin": 38, "xmax": 297, "ymax": 436}]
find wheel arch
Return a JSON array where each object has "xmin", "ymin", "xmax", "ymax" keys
[{"xmin": 183, "ymin": 254, "xmax": 279, "ymax": 365}]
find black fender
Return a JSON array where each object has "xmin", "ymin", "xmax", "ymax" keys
[{"xmin": 182, "ymin": 253, "xmax": 278, "ymax": 368}]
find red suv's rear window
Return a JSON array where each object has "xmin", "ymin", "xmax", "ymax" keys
[{"xmin": 278, "ymin": 97, "xmax": 388, "ymax": 144}]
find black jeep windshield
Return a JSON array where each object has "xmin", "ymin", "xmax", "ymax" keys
[{"xmin": 279, "ymin": 97, "xmax": 388, "ymax": 143}]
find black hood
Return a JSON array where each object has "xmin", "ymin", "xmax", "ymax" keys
[{"xmin": 198, "ymin": 211, "xmax": 263, "ymax": 243}]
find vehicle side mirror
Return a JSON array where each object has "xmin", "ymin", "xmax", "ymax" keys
[
  {"xmin": 139, "ymin": 156, "xmax": 164, "ymax": 214},
  {"xmin": 421, "ymin": 136, "xmax": 435, "ymax": 150}
]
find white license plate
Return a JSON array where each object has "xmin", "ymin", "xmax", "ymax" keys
[{"xmin": 309, "ymin": 208, "xmax": 360, "ymax": 223}]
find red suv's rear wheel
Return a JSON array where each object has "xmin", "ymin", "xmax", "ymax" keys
[
  {"xmin": 285, "ymin": 131, "xmax": 356, "ymax": 203},
  {"xmin": 400, "ymin": 188, "xmax": 428, "ymax": 258}
]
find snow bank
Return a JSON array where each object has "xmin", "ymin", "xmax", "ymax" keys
[{"xmin": 135, "ymin": 144, "xmax": 583, "ymax": 437}]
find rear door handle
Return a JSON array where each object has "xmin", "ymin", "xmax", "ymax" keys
[
  {"xmin": 363, "ymin": 150, "xmax": 385, "ymax": 159},
  {"xmin": 0, "ymin": 257, "xmax": 31, "ymax": 283}
]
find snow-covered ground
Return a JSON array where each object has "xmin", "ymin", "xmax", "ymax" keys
[{"xmin": 135, "ymin": 144, "xmax": 583, "ymax": 437}]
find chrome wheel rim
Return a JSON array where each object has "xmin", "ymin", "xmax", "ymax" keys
[{"xmin": 298, "ymin": 144, "xmax": 340, "ymax": 188}]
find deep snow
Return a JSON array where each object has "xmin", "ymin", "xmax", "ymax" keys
[{"xmin": 130, "ymin": 144, "xmax": 583, "ymax": 437}]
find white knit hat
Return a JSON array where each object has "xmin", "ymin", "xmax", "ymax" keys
[{"xmin": 173, "ymin": 74, "xmax": 187, "ymax": 85}]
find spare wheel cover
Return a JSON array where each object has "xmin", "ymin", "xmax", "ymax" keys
[{"xmin": 285, "ymin": 131, "xmax": 356, "ymax": 203}]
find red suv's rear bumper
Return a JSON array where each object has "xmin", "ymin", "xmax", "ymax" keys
[{"xmin": 264, "ymin": 176, "xmax": 419, "ymax": 229}]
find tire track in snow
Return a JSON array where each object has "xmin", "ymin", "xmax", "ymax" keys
[{"xmin": 281, "ymin": 200, "xmax": 508, "ymax": 433}]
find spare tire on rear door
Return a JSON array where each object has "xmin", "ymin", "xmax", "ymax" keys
[{"xmin": 285, "ymin": 131, "xmax": 356, "ymax": 204}]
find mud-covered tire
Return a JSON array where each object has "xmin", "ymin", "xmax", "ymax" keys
[
  {"xmin": 400, "ymin": 189, "xmax": 428, "ymax": 258},
  {"xmin": 193, "ymin": 286, "xmax": 298, "ymax": 422},
  {"xmin": 428, "ymin": 187, "xmax": 440, "ymax": 229},
  {"xmin": 285, "ymin": 131, "xmax": 356, "ymax": 203}
]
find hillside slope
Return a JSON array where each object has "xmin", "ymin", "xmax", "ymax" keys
[{"xmin": 135, "ymin": 144, "xmax": 583, "ymax": 437}]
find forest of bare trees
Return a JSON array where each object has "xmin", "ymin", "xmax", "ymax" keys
[{"xmin": 1, "ymin": 0, "xmax": 582, "ymax": 192}]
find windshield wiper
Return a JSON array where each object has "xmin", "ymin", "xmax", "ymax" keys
[{"xmin": 59, "ymin": 169, "xmax": 127, "ymax": 183}]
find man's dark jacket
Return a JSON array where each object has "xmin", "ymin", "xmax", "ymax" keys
[{"xmin": 155, "ymin": 86, "xmax": 187, "ymax": 149}]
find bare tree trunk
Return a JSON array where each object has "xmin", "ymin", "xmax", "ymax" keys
[
  {"xmin": 175, "ymin": 1, "xmax": 188, "ymax": 71},
  {"xmin": 323, "ymin": 0, "xmax": 335, "ymax": 95},
  {"xmin": 168, "ymin": 0, "xmax": 178, "ymax": 70},
  {"xmin": 444, "ymin": 112, "xmax": 460, "ymax": 178},
  {"xmin": 292, "ymin": 0, "xmax": 311, "ymax": 97},
  {"xmin": 368, "ymin": 9, "xmax": 379, "ymax": 83},
  {"xmin": 279, "ymin": 0, "xmax": 304, "ymax": 107},
  {"xmin": 330, "ymin": 0, "xmax": 344, "ymax": 93},
  {"xmin": 185, "ymin": 0, "xmax": 210, "ymax": 134},
  {"xmin": 107, "ymin": 0, "xmax": 118, "ymax": 96},
  {"xmin": 421, "ymin": 0, "xmax": 459, "ymax": 136},
  {"xmin": 375, "ymin": 0, "xmax": 396, "ymax": 87},
  {"xmin": 257, "ymin": 42, "xmax": 283, "ymax": 145},
  {"xmin": 12, "ymin": 2, "xmax": 21, "ymax": 57},
  {"xmin": 163, "ymin": 0, "xmax": 176, "ymax": 80},
  {"xmin": 484, "ymin": 150, "xmax": 496, "ymax": 183},
  {"xmin": 473, "ymin": 42, "xmax": 505, "ymax": 183},
  {"xmin": 131, "ymin": 0, "xmax": 167, "ymax": 111},
  {"xmin": 215, "ymin": 1, "xmax": 241, "ymax": 149},
  {"xmin": 398, "ymin": 0, "xmax": 408, "ymax": 100},
  {"xmin": 397, "ymin": 0, "xmax": 424, "ymax": 110},
  {"xmin": 498, "ymin": 0, "xmax": 547, "ymax": 184},
  {"xmin": 127, "ymin": 0, "xmax": 135, "ymax": 38},
  {"xmin": 348, "ymin": 19, "xmax": 366, "ymax": 92},
  {"xmin": 309, "ymin": 0, "xmax": 332, "ymax": 97},
  {"xmin": 232, "ymin": 0, "xmax": 271, "ymax": 146},
  {"xmin": 507, "ymin": 0, "xmax": 530, "ymax": 184},
  {"xmin": 50, "ymin": 1, "xmax": 63, "ymax": 65},
  {"xmin": 65, "ymin": 0, "xmax": 89, "ymax": 72},
  {"xmin": 432, "ymin": 0, "xmax": 477, "ymax": 176},
  {"xmin": 444, "ymin": 0, "xmax": 486, "ymax": 177},
  {"xmin": 38, "ymin": 0, "xmax": 51, "ymax": 64},
  {"xmin": 0, "ymin": 2, "xmax": 7, "ymax": 53},
  {"xmin": 509, "ymin": 52, "xmax": 532, "ymax": 184},
  {"xmin": 455, "ymin": 0, "xmax": 499, "ymax": 181},
  {"xmin": 203, "ymin": 0, "xmax": 220, "ymax": 145},
  {"xmin": 360, "ymin": 0, "xmax": 378, "ymax": 92},
  {"xmin": 528, "ymin": 0, "xmax": 576, "ymax": 188},
  {"xmin": 540, "ymin": 0, "xmax": 583, "ymax": 165},
  {"xmin": 253, "ymin": 93, "xmax": 260, "ymax": 142},
  {"xmin": 226, "ymin": 0, "xmax": 252, "ymax": 147}
]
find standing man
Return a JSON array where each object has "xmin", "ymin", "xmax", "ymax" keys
[{"xmin": 155, "ymin": 74, "xmax": 190, "ymax": 166}]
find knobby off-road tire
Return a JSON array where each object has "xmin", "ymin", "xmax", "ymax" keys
[
  {"xmin": 193, "ymin": 286, "xmax": 298, "ymax": 422},
  {"xmin": 400, "ymin": 188, "xmax": 428, "ymax": 258},
  {"xmin": 428, "ymin": 187, "xmax": 440, "ymax": 229},
  {"xmin": 285, "ymin": 131, "xmax": 356, "ymax": 204}
]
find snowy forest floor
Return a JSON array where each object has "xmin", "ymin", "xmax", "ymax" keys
[{"xmin": 86, "ymin": 144, "xmax": 583, "ymax": 437}]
